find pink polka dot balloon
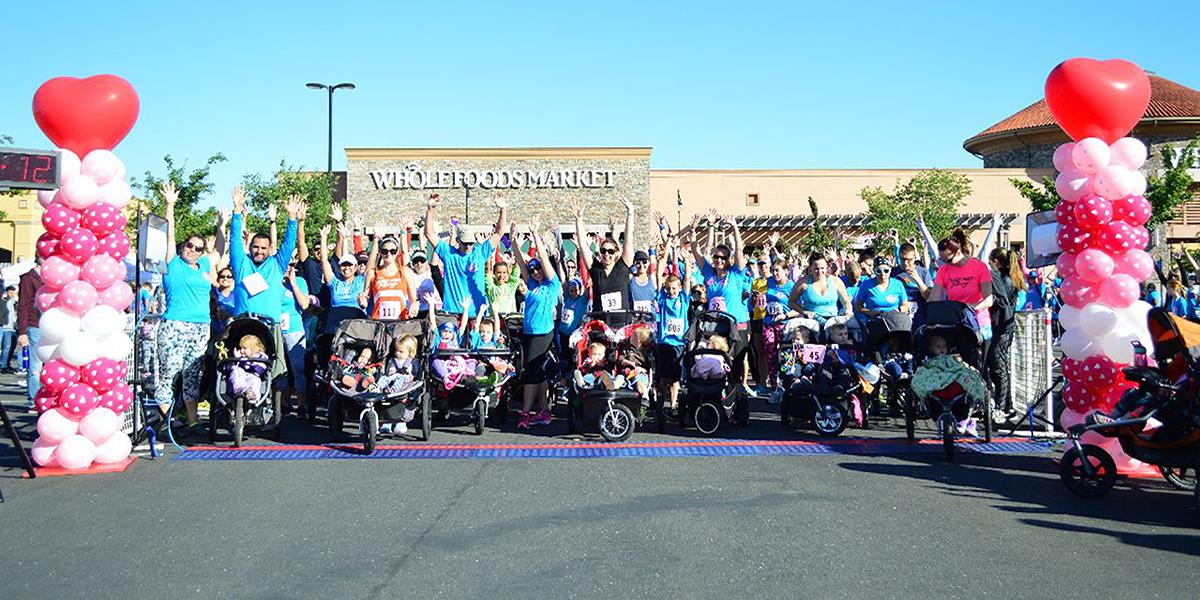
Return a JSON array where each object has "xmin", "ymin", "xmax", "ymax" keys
[
  {"xmin": 1074, "ymin": 249, "xmax": 1115, "ymax": 284},
  {"xmin": 40, "ymin": 358, "xmax": 81, "ymax": 395},
  {"xmin": 35, "ymin": 290, "xmax": 59, "ymax": 313},
  {"xmin": 1062, "ymin": 383, "xmax": 1095, "ymax": 412},
  {"xmin": 1061, "ymin": 276, "xmax": 1100, "ymax": 309},
  {"xmin": 1098, "ymin": 273, "xmax": 1139, "ymax": 309},
  {"xmin": 82, "ymin": 202, "xmax": 128, "ymax": 238},
  {"xmin": 58, "ymin": 227, "xmax": 99, "ymax": 265},
  {"xmin": 42, "ymin": 202, "xmax": 81, "ymax": 236},
  {"xmin": 1054, "ymin": 201, "xmax": 1075, "ymax": 225},
  {"xmin": 81, "ymin": 254, "xmax": 124, "ymax": 289},
  {"xmin": 1112, "ymin": 195, "xmax": 1151, "ymax": 227},
  {"xmin": 56, "ymin": 280, "xmax": 99, "ymax": 316},
  {"xmin": 1095, "ymin": 221, "xmax": 1136, "ymax": 254},
  {"xmin": 41, "ymin": 256, "xmax": 81, "ymax": 290},
  {"xmin": 1127, "ymin": 227, "xmax": 1149, "ymax": 251},
  {"xmin": 99, "ymin": 382, "xmax": 134, "ymax": 414},
  {"xmin": 81, "ymin": 357, "xmax": 127, "ymax": 394},
  {"xmin": 58, "ymin": 382, "xmax": 101, "ymax": 417},
  {"xmin": 1056, "ymin": 224, "xmax": 1093, "ymax": 255},
  {"xmin": 1071, "ymin": 195, "xmax": 1113, "ymax": 233},
  {"xmin": 96, "ymin": 232, "xmax": 131, "ymax": 262},
  {"xmin": 1079, "ymin": 355, "xmax": 1120, "ymax": 390},
  {"xmin": 33, "ymin": 388, "xmax": 59, "ymax": 414},
  {"xmin": 1056, "ymin": 252, "xmax": 1079, "ymax": 278},
  {"xmin": 1113, "ymin": 249, "xmax": 1154, "ymax": 282},
  {"xmin": 36, "ymin": 232, "xmax": 60, "ymax": 260},
  {"xmin": 98, "ymin": 282, "xmax": 134, "ymax": 311}
]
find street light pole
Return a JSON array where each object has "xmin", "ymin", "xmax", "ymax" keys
[{"xmin": 306, "ymin": 82, "xmax": 356, "ymax": 175}]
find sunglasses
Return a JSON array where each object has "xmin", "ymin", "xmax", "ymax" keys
[
  {"xmin": 185, "ymin": 242, "xmax": 205, "ymax": 252},
  {"xmin": 875, "ymin": 267, "xmax": 891, "ymax": 275},
  {"xmin": 218, "ymin": 274, "xmax": 233, "ymax": 280},
  {"xmin": 381, "ymin": 247, "xmax": 399, "ymax": 255},
  {"xmin": 713, "ymin": 255, "xmax": 729, "ymax": 261},
  {"xmin": 600, "ymin": 248, "xmax": 618, "ymax": 255},
  {"xmin": 412, "ymin": 258, "xmax": 427, "ymax": 265},
  {"xmin": 635, "ymin": 259, "xmax": 649, "ymax": 264},
  {"xmin": 340, "ymin": 263, "xmax": 356, "ymax": 268}
]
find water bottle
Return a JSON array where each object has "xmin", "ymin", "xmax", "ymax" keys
[
  {"xmin": 21, "ymin": 344, "xmax": 28, "ymax": 371},
  {"xmin": 1132, "ymin": 341, "xmax": 1147, "ymax": 368}
]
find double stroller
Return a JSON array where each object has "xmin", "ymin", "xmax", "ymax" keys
[
  {"xmin": 866, "ymin": 311, "xmax": 915, "ymax": 428},
  {"xmin": 776, "ymin": 316, "xmax": 866, "ymax": 436},
  {"xmin": 565, "ymin": 310, "xmax": 660, "ymax": 442},
  {"xmin": 680, "ymin": 311, "xmax": 747, "ymax": 436},
  {"xmin": 427, "ymin": 312, "xmax": 518, "ymax": 436},
  {"xmin": 320, "ymin": 318, "xmax": 432, "ymax": 453},
  {"xmin": 908, "ymin": 301, "xmax": 991, "ymax": 460},
  {"xmin": 1062, "ymin": 307, "xmax": 1200, "ymax": 506},
  {"xmin": 209, "ymin": 314, "xmax": 287, "ymax": 447}
]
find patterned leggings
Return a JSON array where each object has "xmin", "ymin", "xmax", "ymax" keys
[
  {"xmin": 154, "ymin": 319, "xmax": 209, "ymax": 407},
  {"xmin": 761, "ymin": 322, "xmax": 786, "ymax": 387}
]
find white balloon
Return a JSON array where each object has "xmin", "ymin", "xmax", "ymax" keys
[
  {"xmin": 35, "ymin": 343, "xmax": 60, "ymax": 362},
  {"xmin": 1052, "ymin": 142, "xmax": 1076, "ymax": 173},
  {"xmin": 1072, "ymin": 138, "xmax": 1111, "ymax": 174},
  {"xmin": 59, "ymin": 331, "xmax": 100, "ymax": 367},
  {"xmin": 1080, "ymin": 304, "xmax": 1118, "ymax": 338},
  {"xmin": 81, "ymin": 305, "xmax": 124, "ymax": 339},
  {"xmin": 38, "ymin": 308, "xmax": 81, "ymax": 342},
  {"xmin": 36, "ymin": 190, "xmax": 59, "ymax": 208},
  {"xmin": 1101, "ymin": 328, "xmax": 1138, "ymax": 364},
  {"xmin": 99, "ymin": 178, "xmax": 132, "ymax": 209},
  {"xmin": 1127, "ymin": 170, "xmax": 1147, "ymax": 197},
  {"xmin": 1060, "ymin": 328, "xmax": 1100, "ymax": 361},
  {"xmin": 81, "ymin": 150, "xmax": 122, "ymax": 186},
  {"xmin": 1059, "ymin": 305, "xmax": 1081, "ymax": 330},
  {"xmin": 1109, "ymin": 137, "xmax": 1148, "ymax": 170},
  {"xmin": 97, "ymin": 332, "xmax": 133, "ymax": 361},
  {"xmin": 1113, "ymin": 300, "xmax": 1151, "ymax": 332},
  {"xmin": 57, "ymin": 148, "xmax": 82, "ymax": 179}
]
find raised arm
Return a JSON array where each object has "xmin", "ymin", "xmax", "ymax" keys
[
  {"xmin": 977, "ymin": 212, "xmax": 1001, "ymax": 260},
  {"xmin": 728, "ymin": 214, "xmax": 746, "ymax": 270},
  {"xmin": 424, "ymin": 194, "xmax": 442, "ymax": 248},
  {"xmin": 162, "ymin": 181, "xmax": 179, "ymax": 260},
  {"xmin": 268, "ymin": 202, "xmax": 278, "ymax": 250},
  {"xmin": 230, "ymin": 187, "xmax": 248, "ymax": 271},
  {"xmin": 619, "ymin": 196, "xmax": 636, "ymax": 266},
  {"xmin": 531, "ymin": 216, "xmax": 557, "ymax": 282},
  {"xmin": 275, "ymin": 195, "xmax": 301, "ymax": 271},
  {"xmin": 917, "ymin": 215, "xmax": 939, "ymax": 266},
  {"xmin": 490, "ymin": 193, "xmax": 508, "ymax": 247},
  {"xmin": 570, "ymin": 198, "xmax": 594, "ymax": 270},
  {"xmin": 688, "ymin": 213, "xmax": 705, "ymax": 268},
  {"xmin": 319, "ymin": 224, "xmax": 334, "ymax": 284}
]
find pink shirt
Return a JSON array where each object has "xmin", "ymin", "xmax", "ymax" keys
[{"xmin": 934, "ymin": 258, "xmax": 992, "ymax": 328}]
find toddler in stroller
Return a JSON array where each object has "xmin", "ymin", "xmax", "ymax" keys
[
  {"xmin": 222, "ymin": 333, "xmax": 269, "ymax": 403},
  {"xmin": 210, "ymin": 314, "xmax": 285, "ymax": 447},
  {"xmin": 566, "ymin": 313, "xmax": 660, "ymax": 442},
  {"xmin": 426, "ymin": 306, "xmax": 516, "ymax": 435},
  {"xmin": 778, "ymin": 320, "xmax": 869, "ymax": 435},
  {"xmin": 680, "ymin": 311, "xmax": 746, "ymax": 436},
  {"xmin": 910, "ymin": 301, "xmax": 988, "ymax": 458}
]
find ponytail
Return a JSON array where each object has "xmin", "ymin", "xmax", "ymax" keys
[{"xmin": 989, "ymin": 248, "xmax": 1028, "ymax": 291}]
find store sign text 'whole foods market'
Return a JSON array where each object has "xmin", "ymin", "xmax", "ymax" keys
[{"xmin": 369, "ymin": 162, "xmax": 618, "ymax": 190}]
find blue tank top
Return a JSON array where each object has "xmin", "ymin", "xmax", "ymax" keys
[
  {"xmin": 629, "ymin": 275, "xmax": 657, "ymax": 315},
  {"xmin": 800, "ymin": 276, "xmax": 839, "ymax": 318}
]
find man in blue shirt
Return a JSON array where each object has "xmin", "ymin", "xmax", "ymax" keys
[
  {"xmin": 423, "ymin": 192, "xmax": 507, "ymax": 319},
  {"xmin": 228, "ymin": 188, "xmax": 302, "ymax": 319}
]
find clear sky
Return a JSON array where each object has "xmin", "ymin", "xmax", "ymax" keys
[{"xmin": 2, "ymin": 0, "xmax": 1195, "ymax": 207}]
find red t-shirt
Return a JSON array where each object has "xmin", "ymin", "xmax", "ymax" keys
[{"xmin": 934, "ymin": 258, "xmax": 992, "ymax": 328}]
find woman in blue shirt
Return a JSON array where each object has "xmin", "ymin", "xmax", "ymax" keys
[
  {"xmin": 319, "ymin": 223, "xmax": 367, "ymax": 334},
  {"xmin": 854, "ymin": 256, "xmax": 909, "ymax": 316},
  {"xmin": 515, "ymin": 218, "xmax": 561, "ymax": 430},
  {"xmin": 788, "ymin": 253, "xmax": 853, "ymax": 323},
  {"xmin": 154, "ymin": 181, "xmax": 218, "ymax": 432},
  {"xmin": 282, "ymin": 260, "xmax": 311, "ymax": 415}
]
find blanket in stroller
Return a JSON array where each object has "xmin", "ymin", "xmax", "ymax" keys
[{"xmin": 911, "ymin": 355, "xmax": 985, "ymax": 404}]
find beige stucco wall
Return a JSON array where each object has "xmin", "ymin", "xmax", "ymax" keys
[{"xmin": 0, "ymin": 190, "xmax": 46, "ymax": 262}]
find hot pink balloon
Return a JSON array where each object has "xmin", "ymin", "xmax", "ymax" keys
[
  {"xmin": 1112, "ymin": 195, "xmax": 1151, "ymax": 227},
  {"xmin": 1054, "ymin": 201, "xmax": 1075, "ymax": 225},
  {"xmin": 1079, "ymin": 355, "xmax": 1120, "ymax": 390},
  {"xmin": 58, "ymin": 227, "xmax": 99, "ymax": 265},
  {"xmin": 81, "ymin": 202, "xmax": 127, "ymax": 238},
  {"xmin": 1113, "ymin": 249, "xmax": 1154, "ymax": 281},
  {"xmin": 1061, "ymin": 276, "xmax": 1100, "ymax": 309},
  {"xmin": 79, "ymin": 407, "xmax": 120, "ymax": 445},
  {"xmin": 99, "ymin": 382, "xmax": 133, "ymax": 414},
  {"xmin": 33, "ymin": 388, "xmax": 59, "ymax": 413},
  {"xmin": 56, "ymin": 280, "xmax": 99, "ymax": 316},
  {"xmin": 55, "ymin": 435, "xmax": 97, "ymax": 470},
  {"xmin": 36, "ymin": 407, "xmax": 80, "ymax": 443},
  {"xmin": 40, "ymin": 256, "xmax": 80, "ymax": 290},
  {"xmin": 1071, "ymin": 195, "xmax": 1113, "ymax": 232},
  {"xmin": 1074, "ymin": 249, "xmax": 1115, "ymax": 283},
  {"xmin": 1056, "ymin": 223, "xmax": 1092, "ymax": 255},
  {"xmin": 1056, "ymin": 252, "xmax": 1078, "ymax": 278},
  {"xmin": 36, "ymin": 232, "xmax": 60, "ymax": 260},
  {"xmin": 58, "ymin": 382, "xmax": 101, "ymax": 418},
  {"xmin": 59, "ymin": 175, "xmax": 101, "ymax": 210},
  {"xmin": 42, "ymin": 202, "xmax": 81, "ymax": 236},
  {"xmin": 81, "ymin": 254, "xmax": 123, "ymax": 289},
  {"xmin": 40, "ymin": 358, "xmax": 81, "ymax": 395},
  {"xmin": 35, "ymin": 290, "xmax": 59, "ymax": 313},
  {"xmin": 1127, "ymin": 227, "xmax": 1149, "ymax": 250},
  {"xmin": 1095, "ymin": 221, "xmax": 1136, "ymax": 254},
  {"xmin": 82, "ymin": 357, "xmax": 127, "ymax": 394},
  {"xmin": 98, "ymin": 282, "xmax": 134, "ymax": 311},
  {"xmin": 96, "ymin": 232, "xmax": 131, "ymax": 262},
  {"xmin": 93, "ymin": 432, "xmax": 132, "ymax": 464},
  {"xmin": 30, "ymin": 438, "xmax": 60, "ymax": 467},
  {"xmin": 1098, "ymin": 274, "xmax": 1139, "ymax": 309}
]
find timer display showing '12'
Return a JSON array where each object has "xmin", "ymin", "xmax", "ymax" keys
[{"xmin": 0, "ymin": 152, "xmax": 57, "ymax": 185}]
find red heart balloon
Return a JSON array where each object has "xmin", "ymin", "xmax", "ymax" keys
[
  {"xmin": 32, "ymin": 75, "xmax": 140, "ymax": 157},
  {"xmin": 1044, "ymin": 58, "xmax": 1150, "ymax": 144}
]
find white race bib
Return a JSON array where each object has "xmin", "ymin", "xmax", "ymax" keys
[
  {"xmin": 378, "ymin": 300, "xmax": 403, "ymax": 320},
  {"xmin": 601, "ymin": 291, "xmax": 622, "ymax": 312},
  {"xmin": 561, "ymin": 309, "xmax": 575, "ymax": 325},
  {"xmin": 280, "ymin": 312, "xmax": 290, "ymax": 331},
  {"xmin": 766, "ymin": 303, "xmax": 784, "ymax": 316},
  {"xmin": 665, "ymin": 318, "xmax": 685, "ymax": 336},
  {"xmin": 708, "ymin": 296, "xmax": 727, "ymax": 313},
  {"xmin": 242, "ymin": 272, "xmax": 267, "ymax": 297},
  {"xmin": 633, "ymin": 300, "xmax": 653, "ymax": 314}
]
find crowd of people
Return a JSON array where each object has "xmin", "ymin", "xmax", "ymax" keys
[{"xmin": 13, "ymin": 185, "xmax": 1193, "ymax": 436}]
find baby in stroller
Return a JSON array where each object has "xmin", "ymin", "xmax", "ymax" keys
[
  {"xmin": 690, "ymin": 334, "xmax": 731, "ymax": 381},
  {"xmin": 911, "ymin": 334, "xmax": 986, "ymax": 436},
  {"xmin": 376, "ymin": 335, "xmax": 421, "ymax": 396},
  {"xmin": 338, "ymin": 346, "xmax": 381, "ymax": 393},
  {"xmin": 572, "ymin": 323, "xmax": 653, "ymax": 399},
  {"xmin": 222, "ymin": 333, "xmax": 269, "ymax": 404},
  {"xmin": 574, "ymin": 341, "xmax": 615, "ymax": 390}
]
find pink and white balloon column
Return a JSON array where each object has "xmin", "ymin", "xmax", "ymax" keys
[
  {"xmin": 30, "ymin": 150, "xmax": 137, "ymax": 469},
  {"xmin": 1045, "ymin": 59, "xmax": 1155, "ymax": 474}
]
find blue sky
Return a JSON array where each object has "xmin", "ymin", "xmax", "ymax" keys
[{"xmin": 2, "ymin": 1, "xmax": 1194, "ymax": 207}]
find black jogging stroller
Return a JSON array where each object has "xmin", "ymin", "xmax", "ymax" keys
[
  {"xmin": 679, "ymin": 310, "xmax": 747, "ymax": 436},
  {"xmin": 209, "ymin": 314, "xmax": 287, "ymax": 447}
]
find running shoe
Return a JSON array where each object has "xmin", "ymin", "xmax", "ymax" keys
[
  {"xmin": 531, "ymin": 409, "xmax": 553, "ymax": 426},
  {"xmin": 956, "ymin": 418, "xmax": 978, "ymax": 438},
  {"xmin": 766, "ymin": 388, "xmax": 783, "ymax": 405},
  {"xmin": 517, "ymin": 412, "xmax": 531, "ymax": 430},
  {"xmin": 753, "ymin": 385, "xmax": 772, "ymax": 398},
  {"xmin": 394, "ymin": 421, "xmax": 409, "ymax": 435}
]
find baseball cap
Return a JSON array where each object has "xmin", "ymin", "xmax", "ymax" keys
[
  {"xmin": 633, "ymin": 250, "xmax": 649, "ymax": 262},
  {"xmin": 456, "ymin": 229, "xmax": 474, "ymax": 244},
  {"xmin": 337, "ymin": 254, "xmax": 356, "ymax": 266},
  {"xmin": 411, "ymin": 250, "xmax": 428, "ymax": 263}
]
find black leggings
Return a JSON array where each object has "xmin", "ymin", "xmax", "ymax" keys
[{"xmin": 985, "ymin": 325, "xmax": 1014, "ymax": 412}]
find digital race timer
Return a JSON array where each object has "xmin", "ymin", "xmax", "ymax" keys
[{"xmin": 0, "ymin": 148, "xmax": 60, "ymax": 191}]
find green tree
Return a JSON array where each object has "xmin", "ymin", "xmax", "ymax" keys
[
  {"xmin": 241, "ymin": 163, "xmax": 336, "ymax": 242},
  {"xmin": 131, "ymin": 153, "xmax": 228, "ymax": 240},
  {"xmin": 1009, "ymin": 176, "xmax": 1060, "ymax": 212},
  {"xmin": 796, "ymin": 196, "xmax": 834, "ymax": 256},
  {"xmin": 862, "ymin": 169, "xmax": 972, "ymax": 251},
  {"xmin": 1146, "ymin": 134, "xmax": 1200, "ymax": 227}
]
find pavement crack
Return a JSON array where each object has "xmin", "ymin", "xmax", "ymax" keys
[{"xmin": 368, "ymin": 459, "xmax": 492, "ymax": 599}]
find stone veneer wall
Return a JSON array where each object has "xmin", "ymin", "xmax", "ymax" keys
[
  {"xmin": 346, "ymin": 153, "xmax": 652, "ymax": 243},
  {"xmin": 982, "ymin": 133, "xmax": 1197, "ymax": 170}
]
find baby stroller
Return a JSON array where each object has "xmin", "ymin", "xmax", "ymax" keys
[
  {"xmin": 909, "ymin": 301, "xmax": 991, "ymax": 460},
  {"xmin": 865, "ymin": 311, "xmax": 915, "ymax": 427},
  {"xmin": 565, "ymin": 311, "xmax": 660, "ymax": 442},
  {"xmin": 679, "ymin": 310, "xmax": 745, "ymax": 436},
  {"xmin": 305, "ymin": 306, "xmax": 369, "ymax": 424},
  {"xmin": 1061, "ymin": 308, "xmax": 1200, "ymax": 505},
  {"xmin": 322, "ymin": 318, "xmax": 433, "ymax": 453},
  {"xmin": 427, "ymin": 312, "xmax": 517, "ymax": 436},
  {"xmin": 209, "ymin": 314, "xmax": 286, "ymax": 447}
]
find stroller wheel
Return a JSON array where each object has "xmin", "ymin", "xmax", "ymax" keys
[
  {"xmin": 361, "ymin": 409, "xmax": 378, "ymax": 454},
  {"xmin": 329, "ymin": 396, "xmax": 344, "ymax": 443},
  {"xmin": 1160, "ymin": 466, "xmax": 1197, "ymax": 491},
  {"xmin": 938, "ymin": 414, "xmax": 955, "ymax": 462},
  {"xmin": 488, "ymin": 387, "xmax": 509, "ymax": 427},
  {"xmin": 208, "ymin": 402, "xmax": 219, "ymax": 443},
  {"xmin": 420, "ymin": 392, "xmax": 432, "ymax": 442},
  {"xmin": 474, "ymin": 401, "xmax": 487, "ymax": 436},
  {"xmin": 813, "ymin": 402, "xmax": 848, "ymax": 437},
  {"xmin": 599, "ymin": 403, "xmax": 635, "ymax": 442},
  {"xmin": 232, "ymin": 397, "xmax": 245, "ymax": 448},
  {"xmin": 694, "ymin": 401, "xmax": 723, "ymax": 436},
  {"xmin": 1060, "ymin": 445, "xmax": 1117, "ymax": 499},
  {"xmin": 779, "ymin": 394, "xmax": 791, "ymax": 428}
]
